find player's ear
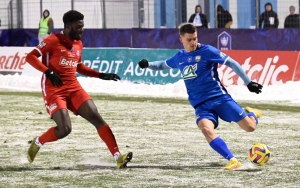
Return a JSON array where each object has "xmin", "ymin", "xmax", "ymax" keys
[
  {"xmin": 65, "ymin": 23, "xmax": 71, "ymax": 30},
  {"xmin": 179, "ymin": 37, "xmax": 183, "ymax": 43}
]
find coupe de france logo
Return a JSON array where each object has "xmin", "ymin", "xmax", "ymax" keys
[{"xmin": 217, "ymin": 31, "xmax": 231, "ymax": 50}]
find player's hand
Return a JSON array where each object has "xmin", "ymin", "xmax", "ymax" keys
[
  {"xmin": 247, "ymin": 81, "xmax": 262, "ymax": 94},
  {"xmin": 138, "ymin": 59, "xmax": 149, "ymax": 69},
  {"xmin": 44, "ymin": 69, "xmax": 63, "ymax": 87},
  {"xmin": 99, "ymin": 73, "xmax": 121, "ymax": 81}
]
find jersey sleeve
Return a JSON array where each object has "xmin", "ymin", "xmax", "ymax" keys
[
  {"xmin": 165, "ymin": 53, "xmax": 179, "ymax": 69},
  {"xmin": 207, "ymin": 45, "xmax": 229, "ymax": 65},
  {"xmin": 34, "ymin": 36, "xmax": 57, "ymax": 56}
]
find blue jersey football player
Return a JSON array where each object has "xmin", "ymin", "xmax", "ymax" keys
[{"xmin": 138, "ymin": 23, "xmax": 263, "ymax": 170}]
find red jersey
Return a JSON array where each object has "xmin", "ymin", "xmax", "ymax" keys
[{"xmin": 35, "ymin": 32, "xmax": 83, "ymax": 96}]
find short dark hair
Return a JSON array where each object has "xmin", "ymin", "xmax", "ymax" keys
[
  {"xmin": 63, "ymin": 10, "xmax": 84, "ymax": 27},
  {"xmin": 179, "ymin": 23, "xmax": 196, "ymax": 36}
]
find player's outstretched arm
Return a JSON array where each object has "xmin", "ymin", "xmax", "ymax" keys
[
  {"xmin": 225, "ymin": 57, "xmax": 263, "ymax": 94},
  {"xmin": 138, "ymin": 59, "xmax": 170, "ymax": 70},
  {"xmin": 26, "ymin": 49, "xmax": 62, "ymax": 87},
  {"xmin": 77, "ymin": 63, "xmax": 120, "ymax": 81},
  {"xmin": 26, "ymin": 49, "xmax": 48, "ymax": 73}
]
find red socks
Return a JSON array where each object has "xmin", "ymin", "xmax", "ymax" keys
[
  {"xmin": 97, "ymin": 124, "xmax": 119, "ymax": 156},
  {"xmin": 38, "ymin": 127, "xmax": 58, "ymax": 145},
  {"xmin": 37, "ymin": 125, "xmax": 119, "ymax": 157}
]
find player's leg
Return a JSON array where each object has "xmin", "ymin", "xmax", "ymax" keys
[
  {"xmin": 196, "ymin": 100, "xmax": 241, "ymax": 170},
  {"xmin": 242, "ymin": 106, "xmax": 262, "ymax": 129},
  {"xmin": 236, "ymin": 115, "xmax": 257, "ymax": 132},
  {"xmin": 71, "ymin": 90, "xmax": 132, "ymax": 168},
  {"xmin": 27, "ymin": 97, "xmax": 71, "ymax": 163},
  {"xmin": 77, "ymin": 100, "xmax": 132, "ymax": 168},
  {"xmin": 216, "ymin": 96, "xmax": 259, "ymax": 132},
  {"xmin": 244, "ymin": 106, "xmax": 261, "ymax": 118},
  {"xmin": 215, "ymin": 96, "xmax": 262, "ymax": 169}
]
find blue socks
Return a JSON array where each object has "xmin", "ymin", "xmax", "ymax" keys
[
  {"xmin": 209, "ymin": 137, "xmax": 234, "ymax": 161},
  {"xmin": 209, "ymin": 113, "xmax": 258, "ymax": 161},
  {"xmin": 248, "ymin": 112, "xmax": 258, "ymax": 124}
]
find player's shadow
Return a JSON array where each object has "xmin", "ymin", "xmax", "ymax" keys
[
  {"xmin": 127, "ymin": 163, "xmax": 261, "ymax": 172},
  {"xmin": 0, "ymin": 162, "xmax": 261, "ymax": 172},
  {"xmin": 0, "ymin": 166, "xmax": 115, "ymax": 171},
  {"xmin": 128, "ymin": 162, "xmax": 224, "ymax": 170}
]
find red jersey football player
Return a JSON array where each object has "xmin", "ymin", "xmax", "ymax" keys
[{"xmin": 25, "ymin": 10, "xmax": 132, "ymax": 168}]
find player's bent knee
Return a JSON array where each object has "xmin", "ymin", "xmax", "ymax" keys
[
  {"xmin": 63, "ymin": 125, "xmax": 72, "ymax": 135},
  {"xmin": 237, "ymin": 118, "xmax": 256, "ymax": 132},
  {"xmin": 55, "ymin": 124, "xmax": 72, "ymax": 138},
  {"xmin": 245, "ymin": 125, "xmax": 256, "ymax": 132},
  {"xmin": 200, "ymin": 126, "xmax": 214, "ymax": 136},
  {"xmin": 243, "ymin": 122, "xmax": 256, "ymax": 132}
]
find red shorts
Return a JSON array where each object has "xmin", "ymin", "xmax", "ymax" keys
[{"xmin": 43, "ymin": 87, "xmax": 92, "ymax": 117}]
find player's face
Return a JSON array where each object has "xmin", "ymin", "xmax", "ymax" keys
[
  {"xmin": 68, "ymin": 20, "xmax": 84, "ymax": 40},
  {"xmin": 180, "ymin": 32, "xmax": 198, "ymax": 52}
]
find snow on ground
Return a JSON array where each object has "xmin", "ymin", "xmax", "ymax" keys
[{"xmin": 0, "ymin": 74, "xmax": 300, "ymax": 103}]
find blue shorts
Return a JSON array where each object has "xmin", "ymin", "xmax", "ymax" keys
[{"xmin": 195, "ymin": 95, "xmax": 247, "ymax": 128}]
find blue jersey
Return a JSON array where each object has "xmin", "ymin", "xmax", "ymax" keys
[{"xmin": 165, "ymin": 44, "xmax": 229, "ymax": 108}]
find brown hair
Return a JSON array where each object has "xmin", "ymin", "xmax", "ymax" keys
[{"xmin": 179, "ymin": 23, "xmax": 196, "ymax": 36}]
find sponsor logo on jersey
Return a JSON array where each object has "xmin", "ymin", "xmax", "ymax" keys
[
  {"xmin": 183, "ymin": 64, "xmax": 197, "ymax": 80},
  {"xmin": 59, "ymin": 57, "xmax": 78, "ymax": 67},
  {"xmin": 48, "ymin": 103, "xmax": 57, "ymax": 112}
]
